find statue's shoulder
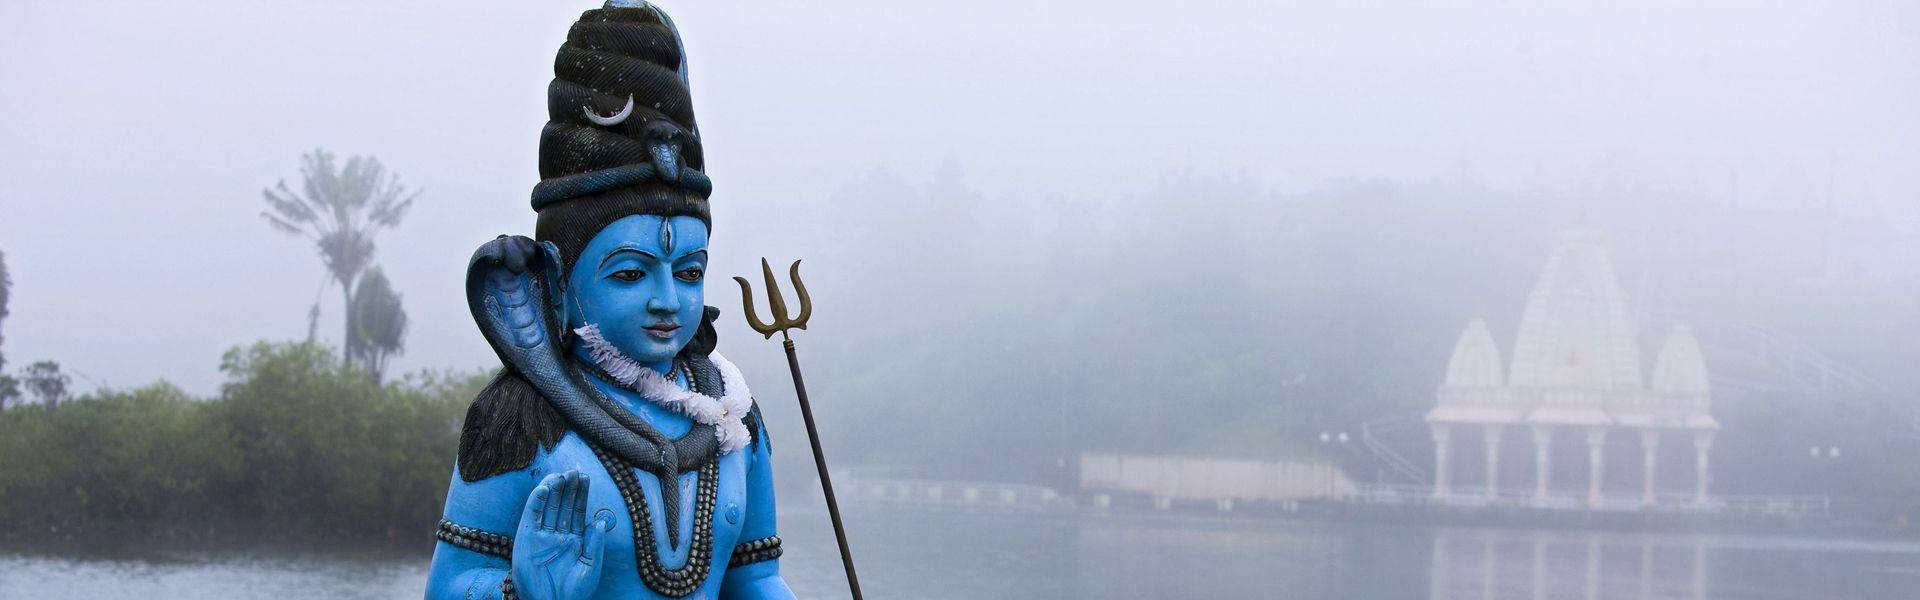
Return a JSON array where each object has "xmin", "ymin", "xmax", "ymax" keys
[{"xmin": 457, "ymin": 370, "xmax": 568, "ymax": 482}]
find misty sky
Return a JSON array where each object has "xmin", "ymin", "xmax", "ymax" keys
[{"xmin": 1, "ymin": 0, "xmax": 1915, "ymax": 395}]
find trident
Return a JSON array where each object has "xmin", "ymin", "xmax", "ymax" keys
[{"xmin": 735, "ymin": 259, "xmax": 863, "ymax": 600}]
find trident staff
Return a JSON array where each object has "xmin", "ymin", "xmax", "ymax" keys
[{"xmin": 735, "ymin": 258, "xmax": 864, "ymax": 600}]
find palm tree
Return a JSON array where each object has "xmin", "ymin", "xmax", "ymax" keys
[
  {"xmin": 0, "ymin": 248, "xmax": 11, "ymax": 374},
  {"xmin": 261, "ymin": 149, "xmax": 417, "ymax": 365},
  {"xmin": 349, "ymin": 267, "xmax": 408, "ymax": 383},
  {"xmin": 0, "ymin": 249, "xmax": 12, "ymax": 408}
]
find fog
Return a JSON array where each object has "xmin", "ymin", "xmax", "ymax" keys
[{"xmin": 2, "ymin": 1, "xmax": 1917, "ymax": 597}]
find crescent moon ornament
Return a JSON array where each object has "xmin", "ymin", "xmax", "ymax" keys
[{"xmin": 584, "ymin": 94, "xmax": 635, "ymax": 126}]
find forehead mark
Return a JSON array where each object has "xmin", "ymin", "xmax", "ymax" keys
[{"xmin": 659, "ymin": 217, "xmax": 675, "ymax": 255}]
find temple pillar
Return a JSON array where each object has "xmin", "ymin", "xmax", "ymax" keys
[
  {"xmin": 1692, "ymin": 430, "xmax": 1715, "ymax": 503},
  {"xmin": 1640, "ymin": 429, "xmax": 1661, "ymax": 505},
  {"xmin": 1585, "ymin": 427, "xmax": 1607, "ymax": 505},
  {"xmin": 1484, "ymin": 425, "xmax": 1504, "ymax": 499},
  {"xmin": 1532, "ymin": 425, "xmax": 1554, "ymax": 501},
  {"xmin": 1432, "ymin": 424, "xmax": 1453, "ymax": 498}
]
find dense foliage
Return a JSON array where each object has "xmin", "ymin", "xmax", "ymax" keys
[
  {"xmin": 758, "ymin": 171, "xmax": 1920, "ymax": 516},
  {"xmin": 0, "ymin": 342, "xmax": 486, "ymax": 543}
]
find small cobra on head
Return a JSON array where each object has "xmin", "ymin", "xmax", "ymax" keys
[{"xmin": 585, "ymin": 94, "xmax": 636, "ymax": 126}]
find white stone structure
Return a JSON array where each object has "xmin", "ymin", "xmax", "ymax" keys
[
  {"xmin": 1079, "ymin": 453, "xmax": 1358, "ymax": 506},
  {"xmin": 1425, "ymin": 228, "xmax": 1718, "ymax": 507}
]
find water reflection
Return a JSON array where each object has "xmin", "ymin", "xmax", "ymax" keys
[
  {"xmin": 1060, "ymin": 513, "xmax": 1920, "ymax": 600},
  {"xmin": 1431, "ymin": 529, "xmax": 1707, "ymax": 600},
  {"xmin": 3, "ymin": 507, "xmax": 1918, "ymax": 599}
]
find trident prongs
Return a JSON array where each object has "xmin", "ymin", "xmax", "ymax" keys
[{"xmin": 735, "ymin": 258, "xmax": 811, "ymax": 340}]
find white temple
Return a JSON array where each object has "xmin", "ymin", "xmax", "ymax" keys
[{"xmin": 1426, "ymin": 228, "xmax": 1718, "ymax": 507}]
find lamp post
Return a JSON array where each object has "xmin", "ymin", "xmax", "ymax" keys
[
  {"xmin": 1808, "ymin": 444, "xmax": 1841, "ymax": 514},
  {"xmin": 1318, "ymin": 430, "xmax": 1349, "ymax": 498},
  {"xmin": 1280, "ymin": 373, "xmax": 1307, "ymax": 441}
]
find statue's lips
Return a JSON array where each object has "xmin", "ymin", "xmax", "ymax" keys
[{"xmin": 643, "ymin": 323, "xmax": 680, "ymax": 339}]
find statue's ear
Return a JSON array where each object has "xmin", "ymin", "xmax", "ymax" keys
[{"xmin": 538, "ymin": 240, "xmax": 571, "ymax": 346}]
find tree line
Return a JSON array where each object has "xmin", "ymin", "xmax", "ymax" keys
[{"xmin": 0, "ymin": 341, "xmax": 487, "ymax": 543}]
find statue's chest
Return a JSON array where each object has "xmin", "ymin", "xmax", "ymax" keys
[{"xmin": 577, "ymin": 443, "xmax": 747, "ymax": 598}]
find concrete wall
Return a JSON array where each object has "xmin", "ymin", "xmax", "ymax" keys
[{"xmin": 1079, "ymin": 453, "xmax": 1358, "ymax": 501}]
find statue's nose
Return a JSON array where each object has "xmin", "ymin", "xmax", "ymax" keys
[{"xmin": 646, "ymin": 289, "xmax": 680, "ymax": 314}]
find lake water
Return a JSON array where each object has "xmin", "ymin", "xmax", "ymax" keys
[{"xmin": 2, "ymin": 505, "xmax": 1917, "ymax": 599}]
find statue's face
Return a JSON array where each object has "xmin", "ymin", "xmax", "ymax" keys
[{"xmin": 564, "ymin": 214, "xmax": 709, "ymax": 369}]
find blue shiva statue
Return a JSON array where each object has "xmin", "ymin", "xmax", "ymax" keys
[{"xmin": 427, "ymin": 3, "xmax": 794, "ymax": 599}]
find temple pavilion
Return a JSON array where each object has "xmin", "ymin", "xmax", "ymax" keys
[{"xmin": 1426, "ymin": 227, "xmax": 1717, "ymax": 507}]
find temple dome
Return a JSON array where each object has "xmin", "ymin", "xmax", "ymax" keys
[
  {"xmin": 1507, "ymin": 228, "xmax": 1642, "ymax": 390},
  {"xmin": 1652, "ymin": 324, "xmax": 1711, "ymax": 395},
  {"xmin": 1444, "ymin": 319, "xmax": 1504, "ymax": 388}
]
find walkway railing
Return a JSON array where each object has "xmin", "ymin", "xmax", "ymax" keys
[{"xmin": 1359, "ymin": 414, "xmax": 1429, "ymax": 484}]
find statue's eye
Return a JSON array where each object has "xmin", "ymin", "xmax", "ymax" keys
[
  {"xmin": 609, "ymin": 269, "xmax": 643, "ymax": 282},
  {"xmin": 675, "ymin": 267, "xmax": 704, "ymax": 283}
]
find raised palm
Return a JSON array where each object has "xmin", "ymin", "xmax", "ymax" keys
[{"xmin": 513, "ymin": 471, "xmax": 613, "ymax": 600}]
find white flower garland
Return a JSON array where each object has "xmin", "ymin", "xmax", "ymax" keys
[{"xmin": 575, "ymin": 324, "xmax": 754, "ymax": 454}]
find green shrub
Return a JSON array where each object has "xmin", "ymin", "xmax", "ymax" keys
[{"xmin": 0, "ymin": 341, "xmax": 489, "ymax": 542}]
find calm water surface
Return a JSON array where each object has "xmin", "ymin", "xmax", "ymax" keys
[{"xmin": 3, "ymin": 505, "xmax": 1917, "ymax": 599}]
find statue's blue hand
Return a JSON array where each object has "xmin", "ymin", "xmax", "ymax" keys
[{"xmin": 512, "ymin": 471, "xmax": 614, "ymax": 600}]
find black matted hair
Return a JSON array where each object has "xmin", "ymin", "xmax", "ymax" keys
[{"xmin": 533, "ymin": 4, "xmax": 712, "ymax": 271}]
